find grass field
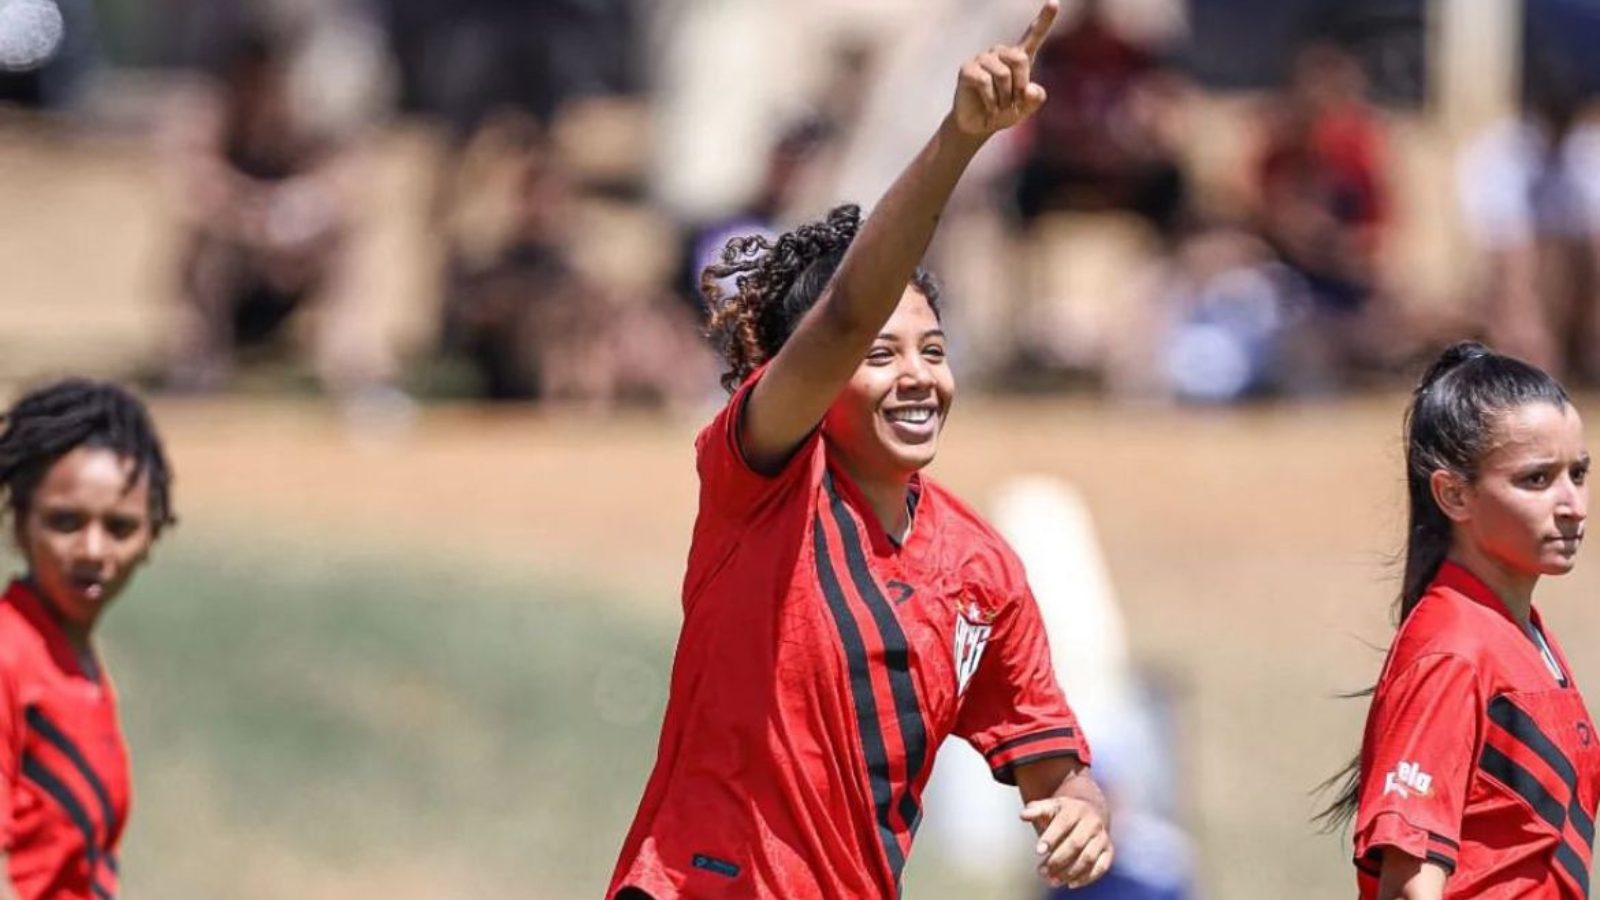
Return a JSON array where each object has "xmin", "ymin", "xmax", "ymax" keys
[{"xmin": 9, "ymin": 127, "xmax": 1600, "ymax": 898}]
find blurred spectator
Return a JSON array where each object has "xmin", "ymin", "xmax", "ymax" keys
[
  {"xmin": 1252, "ymin": 43, "xmax": 1387, "ymax": 318},
  {"xmin": 1010, "ymin": 0, "xmax": 1187, "ymax": 238},
  {"xmin": 437, "ymin": 110, "xmax": 713, "ymax": 407},
  {"xmin": 162, "ymin": 25, "xmax": 384, "ymax": 399},
  {"xmin": 1457, "ymin": 67, "xmax": 1600, "ymax": 384}
]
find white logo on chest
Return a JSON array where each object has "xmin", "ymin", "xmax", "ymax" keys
[{"xmin": 953, "ymin": 601, "xmax": 994, "ymax": 696}]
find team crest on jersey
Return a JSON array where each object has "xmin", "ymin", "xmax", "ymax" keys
[
  {"xmin": 1382, "ymin": 760, "xmax": 1434, "ymax": 799},
  {"xmin": 953, "ymin": 601, "xmax": 994, "ymax": 696}
]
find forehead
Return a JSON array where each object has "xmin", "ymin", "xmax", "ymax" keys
[
  {"xmin": 1483, "ymin": 401, "xmax": 1585, "ymax": 460},
  {"xmin": 33, "ymin": 447, "xmax": 149, "ymax": 510},
  {"xmin": 878, "ymin": 287, "xmax": 939, "ymax": 336}
]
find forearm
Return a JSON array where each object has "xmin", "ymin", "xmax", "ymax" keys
[
  {"xmin": 817, "ymin": 118, "xmax": 985, "ymax": 334},
  {"xmin": 1376, "ymin": 851, "xmax": 1446, "ymax": 900}
]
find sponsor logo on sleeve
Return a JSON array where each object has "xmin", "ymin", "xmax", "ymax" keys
[{"xmin": 1383, "ymin": 760, "xmax": 1434, "ymax": 799}]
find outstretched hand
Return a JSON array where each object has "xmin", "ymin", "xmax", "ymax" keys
[{"xmin": 950, "ymin": 0, "xmax": 1059, "ymax": 137}]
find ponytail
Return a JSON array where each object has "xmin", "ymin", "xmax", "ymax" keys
[{"xmin": 1315, "ymin": 341, "xmax": 1569, "ymax": 829}]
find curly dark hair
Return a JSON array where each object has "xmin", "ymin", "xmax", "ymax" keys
[
  {"xmin": 0, "ymin": 379, "xmax": 176, "ymax": 536},
  {"xmin": 702, "ymin": 204, "xmax": 942, "ymax": 393}
]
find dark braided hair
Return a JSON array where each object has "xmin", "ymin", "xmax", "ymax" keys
[
  {"xmin": 1315, "ymin": 341, "xmax": 1570, "ymax": 830},
  {"xmin": 702, "ymin": 203, "xmax": 943, "ymax": 393},
  {"xmin": 0, "ymin": 379, "xmax": 176, "ymax": 537}
]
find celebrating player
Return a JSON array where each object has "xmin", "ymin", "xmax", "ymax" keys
[
  {"xmin": 1319, "ymin": 341, "xmax": 1598, "ymax": 898},
  {"xmin": 609, "ymin": 3, "xmax": 1112, "ymax": 897},
  {"xmin": 0, "ymin": 380, "xmax": 175, "ymax": 900}
]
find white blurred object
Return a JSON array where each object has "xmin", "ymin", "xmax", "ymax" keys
[{"xmin": 0, "ymin": 0, "xmax": 63, "ymax": 72}]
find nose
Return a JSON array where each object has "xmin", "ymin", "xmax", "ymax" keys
[
  {"xmin": 78, "ymin": 524, "xmax": 109, "ymax": 565},
  {"xmin": 1558, "ymin": 475, "xmax": 1588, "ymax": 524},
  {"xmin": 898, "ymin": 353, "xmax": 936, "ymax": 392}
]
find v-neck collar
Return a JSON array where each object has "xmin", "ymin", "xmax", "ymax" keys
[
  {"xmin": 1434, "ymin": 560, "xmax": 1568, "ymax": 685},
  {"xmin": 822, "ymin": 461, "xmax": 929, "ymax": 561},
  {"xmin": 6, "ymin": 579, "xmax": 99, "ymax": 682}
]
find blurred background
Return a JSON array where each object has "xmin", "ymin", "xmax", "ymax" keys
[{"xmin": 3, "ymin": 0, "xmax": 1600, "ymax": 896}]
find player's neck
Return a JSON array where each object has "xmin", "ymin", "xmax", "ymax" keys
[
  {"xmin": 1446, "ymin": 546, "xmax": 1536, "ymax": 624},
  {"xmin": 835, "ymin": 458, "xmax": 914, "ymax": 541}
]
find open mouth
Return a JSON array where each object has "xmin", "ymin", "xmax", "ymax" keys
[
  {"xmin": 69, "ymin": 574, "xmax": 107, "ymax": 599},
  {"xmin": 883, "ymin": 405, "xmax": 940, "ymax": 443}
]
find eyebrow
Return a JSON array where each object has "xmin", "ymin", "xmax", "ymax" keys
[{"xmin": 875, "ymin": 329, "xmax": 947, "ymax": 341}]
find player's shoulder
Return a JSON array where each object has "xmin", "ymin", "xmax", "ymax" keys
[
  {"xmin": 923, "ymin": 478, "xmax": 1029, "ymax": 593},
  {"xmin": 1387, "ymin": 583, "xmax": 1507, "ymax": 676}
]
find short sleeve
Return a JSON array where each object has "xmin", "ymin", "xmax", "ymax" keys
[
  {"xmin": 0, "ymin": 665, "xmax": 18, "ymax": 850},
  {"xmin": 694, "ymin": 365, "xmax": 822, "ymax": 521},
  {"xmin": 1353, "ymin": 652, "xmax": 1481, "ymax": 876},
  {"xmin": 953, "ymin": 588, "xmax": 1090, "ymax": 785}
]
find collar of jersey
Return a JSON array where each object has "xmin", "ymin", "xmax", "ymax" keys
[
  {"xmin": 4, "ymin": 578, "xmax": 95, "ymax": 679},
  {"xmin": 1433, "ymin": 559, "xmax": 1545, "ymax": 631},
  {"xmin": 824, "ymin": 459, "xmax": 929, "ymax": 559}
]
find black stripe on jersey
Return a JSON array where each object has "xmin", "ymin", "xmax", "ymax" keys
[
  {"xmin": 92, "ymin": 883, "xmax": 114, "ymax": 900},
  {"xmin": 22, "ymin": 754, "xmax": 101, "ymax": 868},
  {"xmin": 825, "ymin": 473, "xmax": 931, "ymax": 849},
  {"xmin": 1426, "ymin": 832, "xmax": 1459, "ymax": 851},
  {"xmin": 812, "ymin": 511, "xmax": 904, "ymax": 890},
  {"xmin": 105, "ymin": 852, "xmax": 118, "ymax": 874},
  {"xmin": 986, "ymin": 727, "xmax": 1078, "ymax": 760},
  {"xmin": 1479, "ymin": 743, "xmax": 1567, "ymax": 833},
  {"xmin": 1556, "ymin": 840, "xmax": 1591, "ymax": 896},
  {"xmin": 26, "ymin": 707, "xmax": 117, "ymax": 841},
  {"xmin": 1423, "ymin": 850, "xmax": 1456, "ymax": 874},
  {"xmin": 1486, "ymin": 696, "xmax": 1595, "ymax": 845}
]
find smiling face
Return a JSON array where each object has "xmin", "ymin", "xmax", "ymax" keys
[
  {"xmin": 16, "ymin": 446, "xmax": 155, "ymax": 637},
  {"xmin": 1442, "ymin": 402, "xmax": 1590, "ymax": 579},
  {"xmin": 821, "ymin": 286, "xmax": 954, "ymax": 482}
]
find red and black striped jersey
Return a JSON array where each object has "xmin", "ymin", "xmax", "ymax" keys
[
  {"xmin": 1354, "ymin": 561, "xmax": 1600, "ymax": 898},
  {"xmin": 0, "ymin": 580, "xmax": 129, "ymax": 900},
  {"xmin": 610, "ymin": 369, "xmax": 1089, "ymax": 899}
]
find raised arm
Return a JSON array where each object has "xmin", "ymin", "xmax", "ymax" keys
[{"xmin": 739, "ymin": 1, "xmax": 1060, "ymax": 470}]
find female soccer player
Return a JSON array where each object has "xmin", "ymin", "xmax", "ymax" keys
[
  {"xmin": 0, "ymin": 380, "xmax": 174, "ymax": 900},
  {"xmin": 609, "ymin": 3, "xmax": 1112, "ymax": 897},
  {"xmin": 1320, "ymin": 341, "xmax": 1598, "ymax": 898}
]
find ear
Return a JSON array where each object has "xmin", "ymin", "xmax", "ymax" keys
[{"xmin": 1430, "ymin": 469, "xmax": 1474, "ymax": 523}]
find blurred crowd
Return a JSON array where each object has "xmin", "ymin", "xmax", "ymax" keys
[{"xmin": 3, "ymin": 0, "xmax": 1600, "ymax": 411}]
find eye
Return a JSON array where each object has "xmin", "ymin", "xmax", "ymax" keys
[
  {"xmin": 1574, "ymin": 462, "xmax": 1590, "ymax": 486},
  {"xmin": 41, "ymin": 510, "xmax": 85, "ymax": 534},
  {"xmin": 921, "ymin": 344, "xmax": 947, "ymax": 361},
  {"xmin": 1523, "ymin": 471, "xmax": 1552, "ymax": 488},
  {"xmin": 105, "ymin": 515, "xmax": 144, "ymax": 540},
  {"xmin": 866, "ymin": 347, "xmax": 894, "ymax": 364}
]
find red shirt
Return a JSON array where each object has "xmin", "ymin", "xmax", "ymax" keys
[
  {"xmin": 610, "ymin": 373, "xmax": 1089, "ymax": 899},
  {"xmin": 1354, "ymin": 561, "xmax": 1600, "ymax": 898},
  {"xmin": 0, "ymin": 580, "xmax": 130, "ymax": 900}
]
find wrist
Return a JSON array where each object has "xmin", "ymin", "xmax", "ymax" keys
[{"xmin": 937, "ymin": 114, "xmax": 991, "ymax": 155}]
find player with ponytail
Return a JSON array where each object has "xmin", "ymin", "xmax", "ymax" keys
[{"xmin": 1321, "ymin": 341, "xmax": 1598, "ymax": 899}]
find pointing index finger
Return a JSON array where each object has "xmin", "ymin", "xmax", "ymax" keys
[{"xmin": 1019, "ymin": 0, "xmax": 1060, "ymax": 59}]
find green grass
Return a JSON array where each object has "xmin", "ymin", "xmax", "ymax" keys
[
  {"xmin": 93, "ymin": 529, "xmax": 676, "ymax": 898},
  {"xmin": 76, "ymin": 527, "xmax": 1028, "ymax": 898}
]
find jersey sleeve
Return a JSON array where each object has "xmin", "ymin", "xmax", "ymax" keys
[
  {"xmin": 1353, "ymin": 652, "xmax": 1481, "ymax": 876},
  {"xmin": 694, "ymin": 364, "xmax": 822, "ymax": 521},
  {"xmin": 953, "ymin": 588, "xmax": 1090, "ymax": 785},
  {"xmin": 0, "ymin": 663, "xmax": 18, "ymax": 850}
]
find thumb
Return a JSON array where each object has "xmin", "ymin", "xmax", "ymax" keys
[
  {"xmin": 1021, "ymin": 83, "xmax": 1048, "ymax": 115},
  {"xmin": 1019, "ymin": 799, "xmax": 1057, "ymax": 824}
]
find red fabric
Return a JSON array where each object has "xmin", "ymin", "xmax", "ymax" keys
[
  {"xmin": 0, "ymin": 580, "xmax": 130, "ymax": 900},
  {"xmin": 1354, "ymin": 561, "xmax": 1600, "ymax": 898},
  {"xmin": 609, "ymin": 369, "xmax": 1087, "ymax": 899}
]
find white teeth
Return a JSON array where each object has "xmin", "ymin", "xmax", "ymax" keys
[{"xmin": 887, "ymin": 408, "xmax": 934, "ymax": 424}]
